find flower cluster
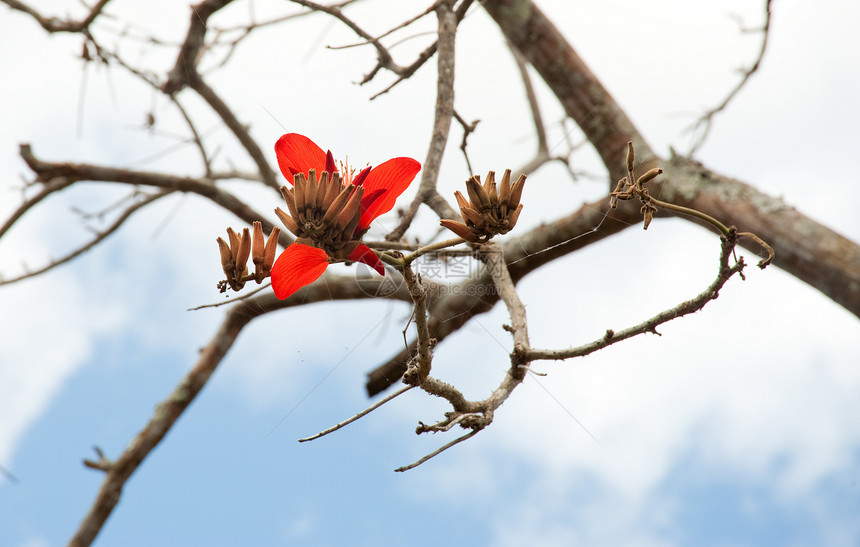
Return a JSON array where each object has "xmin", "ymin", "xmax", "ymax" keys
[
  {"xmin": 216, "ymin": 135, "xmax": 535, "ymax": 300},
  {"xmin": 216, "ymin": 221, "xmax": 281, "ymax": 292},
  {"xmin": 440, "ymin": 169, "xmax": 526, "ymax": 242},
  {"xmin": 269, "ymin": 133, "xmax": 420, "ymax": 299}
]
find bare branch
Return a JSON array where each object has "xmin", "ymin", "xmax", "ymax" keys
[
  {"xmin": 484, "ymin": 243, "xmax": 529, "ymax": 353},
  {"xmin": 394, "ymin": 429, "xmax": 479, "ymax": 472},
  {"xmin": 293, "ymin": 0, "xmax": 474, "ymax": 98},
  {"xmin": 482, "ymin": 0, "xmax": 657, "ymax": 184},
  {"xmin": 162, "ymin": 0, "xmax": 235, "ymax": 95},
  {"xmin": 686, "ymin": 0, "xmax": 774, "ymax": 155},
  {"xmin": 661, "ymin": 152, "xmax": 860, "ymax": 318},
  {"xmin": 187, "ymin": 74, "xmax": 280, "ymax": 190},
  {"xmin": 366, "ymin": 197, "xmax": 638, "ymax": 395},
  {"xmin": 298, "ymin": 385, "xmax": 415, "ymax": 442},
  {"xmin": 506, "ymin": 39, "xmax": 551, "ymax": 175},
  {"xmin": 386, "ymin": 0, "xmax": 459, "ymax": 241},
  {"xmin": 453, "ymin": 110, "xmax": 480, "ymax": 175},
  {"xmin": 289, "ymin": 0, "xmax": 406, "ymax": 79},
  {"xmin": 0, "ymin": 177, "xmax": 75, "ymax": 241},
  {"xmin": 70, "ymin": 292, "xmax": 262, "ymax": 547},
  {"xmin": 526, "ymin": 230, "xmax": 748, "ymax": 362},
  {"xmin": 368, "ymin": 0, "xmax": 475, "ymax": 98},
  {"xmin": 1, "ymin": 190, "xmax": 172, "ymax": 286},
  {"xmin": 484, "ymin": 0, "xmax": 860, "ymax": 319},
  {"xmin": 69, "ymin": 276, "xmax": 413, "ymax": 546},
  {"xmin": 1, "ymin": 0, "xmax": 112, "ymax": 33},
  {"xmin": 17, "ymin": 144, "xmax": 286, "ymax": 246},
  {"xmin": 401, "ymin": 264, "xmax": 433, "ymax": 381}
]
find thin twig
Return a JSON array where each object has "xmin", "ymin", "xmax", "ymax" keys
[
  {"xmin": 289, "ymin": 0, "xmax": 404, "ymax": 78},
  {"xmin": 686, "ymin": 0, "xmax": 774, "ymax": 155},
  {"xmin": 368, "ymin": 0, "xmax": 475, "ymax": 98},
  {"xmin": 506, "ymin": 38, "xmax": 556, "ymax": 176},
  {"xmin": 386, "ymin": 0, "xmax": 458, "ymax": 241},
  {"xmin": 0, "ymin": 0, "xmax": 112, "ymax": 33},
  {"xmin": 525, "ymin": 231, "xmax": 747, "ymax": 362},
  {"xmin": 298, "ymin": 385, "xmax": 415, "ymax": 442},
  {"xmin": 453, "ymin": 110, "xmax": 479, "ymax": 175},
  {"xmin": 1, "ymin": 191, "xmax": 172, "ymax": 286},
  {"xmin": 17, "ymin": 144, "xmax": 288, "ymax": 248},
  {"xmin": 394, "ymin": 429, "xmax": 479, "ymax": 472},
  {"xmin": 188, "ymin": 75, "xmax": 280, "ymax": 190}
]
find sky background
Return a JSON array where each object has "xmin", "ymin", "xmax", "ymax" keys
[{"xmin": 1, "ymin": 0, "xmax": 859, "ymax": 546}]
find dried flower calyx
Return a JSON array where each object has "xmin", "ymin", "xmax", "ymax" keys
[
  {"xmin": 275, "ymin": 169, "xmax": 369, "ymax": 262},
  {"xmin": 609, "ymin": 141, "xmax": 663, "ymax": 229},
  {"xmin": 440, "ymin": 169, "xmax": 526, "ymax": 243},
  {"xmin": 217, "ymin": 221, "xmax": 280, "ymax": 292}
]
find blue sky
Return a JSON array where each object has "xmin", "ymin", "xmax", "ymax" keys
[{"xmin": 2, "ymin": 1, "xmax": 860, "ymax": 546}]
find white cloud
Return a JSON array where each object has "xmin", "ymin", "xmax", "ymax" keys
[{"xmin": 0, "ymin": 235, "xmax": 127, "ymax": 466}]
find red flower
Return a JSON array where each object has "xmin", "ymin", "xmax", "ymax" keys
[{"xmin": 270, "ymin": 133, "xmax": 420, "ymax": 299}]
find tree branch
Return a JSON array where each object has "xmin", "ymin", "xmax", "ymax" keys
[
  {"xmin": 526, "ymin": 231, "xmax": 747, "ymax": 361},
  {"xmin": 661, "ymin": 153, "xmax": 860, "ymax": 317},
  {"xmin": 17, "ymin": 144, "xmax": 287, "ymax": 247},
  {"xmin": 187, "ymin": 74, "xmax": 280, "ymax": 190},
  {"xmin": 483, "ymin": 0, "xmax": 860, "ymax": 320},
  {"xmin": 162, "ymin": 0, "xmax": 235, "ymax": 95},
  {"xmin": 686, "ymin": 0, "xmax": 774, "ymax": 155},
  {"xmin": 366, "ymin": 196, "xmax": 638, "ymax": 395},
  {"xmin": 386, "ymin": 0, "xmax": 459, "ymax": 241},
  {"xmin": 1, "ymin": 0, "xmax": 112, "ymax": 33},
  {"xmin": 1, "ymin": 190, "xmax": 172, "ymax": 286},
  {"xmin": 482, "ymin": 0, "xmax": 656, "ymax": 184},
  {"xmin": 69, "ymin": 276, "xmax": 411, "ymax": 546}
]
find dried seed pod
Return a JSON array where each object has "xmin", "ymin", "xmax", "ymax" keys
[
  {"xmin": 262, "ymin": 227, "xmax": 280, "ymax": 274},
  {"xmin": 293, "ymin": 173, "xmax": 307, "ymax": 219},
  {"xmin": 441, "ymin": 169, "xmax": 527, "ymax": 241},
  {"xmin": 507, "ymin": 173, "xmax": 526, "ymax": 210},
  {"xmin": 252, "ymin": 221, "xmax": 265, "ymax": 267},
  {"xmin": 235, "ymin": 227, "xmax": 252, "ymax": 271},
  {"xmin": 498, "ymin": 169, "xmax": 512, "ymax": 204},
  {"xmin": 626, "ymin": 141, "xmax": 635, "ymax": 173},
  {"xmin": 227, "ymin": 227, "xmax": 241, "ymax": 257},
  {"xmin": 483, "ymin": 171, "xmax": 499, "ymax": 207},
  {"xmin": 454, "ymin": 191, "xmax": 484, "ymax": 227},
  {"xmin": 636, "ymin": 168, "xmax": 663, "ymax": 186},
  {"xmin": 440, "ymin": 219, "xmax": 480, "ymax": 243},
  {"xmin": 336, "ymin": 186, "xmax": 364, "ymax": 237},
  {"xmin": 304, "ymin": 170, "xmax": 319, "ymax": 217},
  {"xmin": 280, "ymin": 186, "xmax": 299, "ymax": 221},
  {"xmin": 319, "ymin": 171, "xmax": 341, "ymax": 211},
  {"xmin": 217, "ymin": 226, "xmax": 253, "ymax": 290},
  {"xmin": 217, "ymin": 237, "xmax": 234, "ymax": 275},
  {"xmin": 508, "ymin": 203, "xmax": 523, "ymax": 231},
  {"xmin": 322, "ymin": 184, "xmax": 354, "ymax": 226},
  {"xmin": 465, "ymin": 177, "xmax": 491, "ymax": 210},
  {"xmin": 275, "ymin": 207, "xmax": 299, "ymax": 236}
]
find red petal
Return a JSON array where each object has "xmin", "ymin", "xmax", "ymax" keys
[
  {"xmin": 325, "ymin": 150, "xmax": 337, "ymax": 174},
  {"xmin": 359, "ymin": 157, "xmax": 420, "ymax": 226},
  {"xmin": 274, "ymin": 134, "xmax": 328, "ymax": 184},
  {"xmin": 357, "ymin": 189, "xmax": 387, "ymax": 233},
  {"xmin": 270, "ymin": 243, "xmax": 329, "ymax": 299},
  {"xmin": 348, "ymin": 244, "xmax": 385, "ymax": 276},
  {"xmin": 353, "ymin": 166, "xmax": 372, "ymax": 187}
]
